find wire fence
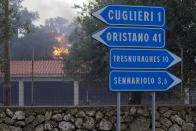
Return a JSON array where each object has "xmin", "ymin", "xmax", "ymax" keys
[
  {"xmin": 0, "ymin": 58, "xmax": 195, "ymax": 106},
  {"xmin": 0, "ymin": 80, "xmax": 196, "ymax": 106}
]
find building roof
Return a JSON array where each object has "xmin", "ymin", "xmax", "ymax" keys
[{"xmin": 10, "ymin": 60, "xmax": 64, "ymax": 75}]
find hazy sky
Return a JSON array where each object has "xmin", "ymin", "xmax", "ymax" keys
[{"xmin": 22, "ymin": 0, "xmax": 89, "ymax": 25}]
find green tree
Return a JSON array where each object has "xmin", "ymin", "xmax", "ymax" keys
[
  {"xmin": 0, "ymin": 0, "xmax": 33, "ymax": 66},
  {"xmin": 64, "ymin": 0, "xmax": 196, "ymax": 104},
  {"xmin": 0, "ymin": 0, "xmax": 33, "ymax": 105}
]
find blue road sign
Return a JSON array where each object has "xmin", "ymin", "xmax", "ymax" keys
[
  {"xmin": 92, "ymin": 27, "xmax": 165, "ymax": 48},
  {"xmin": 109, "ymin": 70, "xmax": 181, "ymax": 91},
  {"xmin": 110, "ymin": 49, "xmax": 181, "ymax": 69},
  {"xmin": 92, "ymin": 5, "xmax": 165, "ymax": 27}
]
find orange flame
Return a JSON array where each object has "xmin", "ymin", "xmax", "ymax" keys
[
  {"xmin": 53, "ymin": 46, "xmax": 69, "ymax": 59},
  {"xmin": 55, "ymin": 36, "xmax": 64, "ymax": 43},
  {"xmin": 53, "ymin": 36, "xmax": 69, "ymax": 60}
]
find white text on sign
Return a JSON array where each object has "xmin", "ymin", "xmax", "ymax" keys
[
  {"xmin": 106, "ymin": 32, "xmax": 161, "ymax": 43},
  {"xmin": 108, "ymin": 10, "xmax": 161, "ymax": 22}
]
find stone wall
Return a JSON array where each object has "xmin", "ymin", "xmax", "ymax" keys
[{"xmin": 0, "ymin": 105, "xmax": 196, "ymax": 131}]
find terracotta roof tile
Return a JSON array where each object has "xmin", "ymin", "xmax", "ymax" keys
[{"xmin": 10, "ymin": 60, "xmax": 64, "ymax": 75}]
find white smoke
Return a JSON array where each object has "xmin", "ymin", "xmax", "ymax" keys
[{"xmin": 22, "ymin": 0, "xmax": 84, "ymax": 25}]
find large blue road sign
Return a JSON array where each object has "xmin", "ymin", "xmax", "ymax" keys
[
  {"xmin": 92, "ymin": 5, "xmax": 165, "ymax": 27},
  {"xmin": 92, "ymin": 27, "xmax": 165, "ymax": 48},
  {"xmin": 109, "ymin": 70, "xmax": 181, "ymax": 91},
  {"xmin": 110, "ymin": 49, "xmax": 181, "ymax": 69}
]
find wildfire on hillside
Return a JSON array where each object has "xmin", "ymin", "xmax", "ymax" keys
[{"xmin": 53, "ymin": 36, "xmax": 69, "ymax": 59}]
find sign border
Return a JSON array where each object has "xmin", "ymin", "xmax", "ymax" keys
[
  {"xmin": 109, "ymin": 70, "xmax": 182, "ymax": 91},
  {"xmin": 91, "ymin": 26, "xmax": 165, "ymax": 48},
  {"xmin": 109, "ymin": 48, "xmax": 182, "ymax": 70},
  {"xmin": 91, "ymin": 4, "xmax": 166, "ymax": 27}
]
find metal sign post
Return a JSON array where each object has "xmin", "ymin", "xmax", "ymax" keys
[
  {"xmin": 152, "ymin": 92, "xmax": 156, "ymax": 131},
  {"xmin": 117, "ymin": 92, "xmax": 121, "ymax": 131}
]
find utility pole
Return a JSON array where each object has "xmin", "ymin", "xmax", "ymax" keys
[
  {"xmin": 31, "ymin": 48, "xmax": 34, "ymax": 106},
  {"xmin": 3, "ymin": 0, "xmax": 11, "ymax": 106},
  {"xmin": 181, "ymin": 48, "xmax": 183, "ymax": 98}
]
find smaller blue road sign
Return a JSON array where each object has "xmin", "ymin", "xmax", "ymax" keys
[
  {"xmin": 110, "ymin": 49, "xmax": 181, "ymax": 69},
  {"xmin": 92, "ymin": 27, "xmax": 165, "ymax": 48},
  {"xmin": 109, "ymin": 70, "xmax": 182, "ymax": 91},
  {"xmin": 92, "ymin": 5, "xmax": 165, "ymax": 27}
]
